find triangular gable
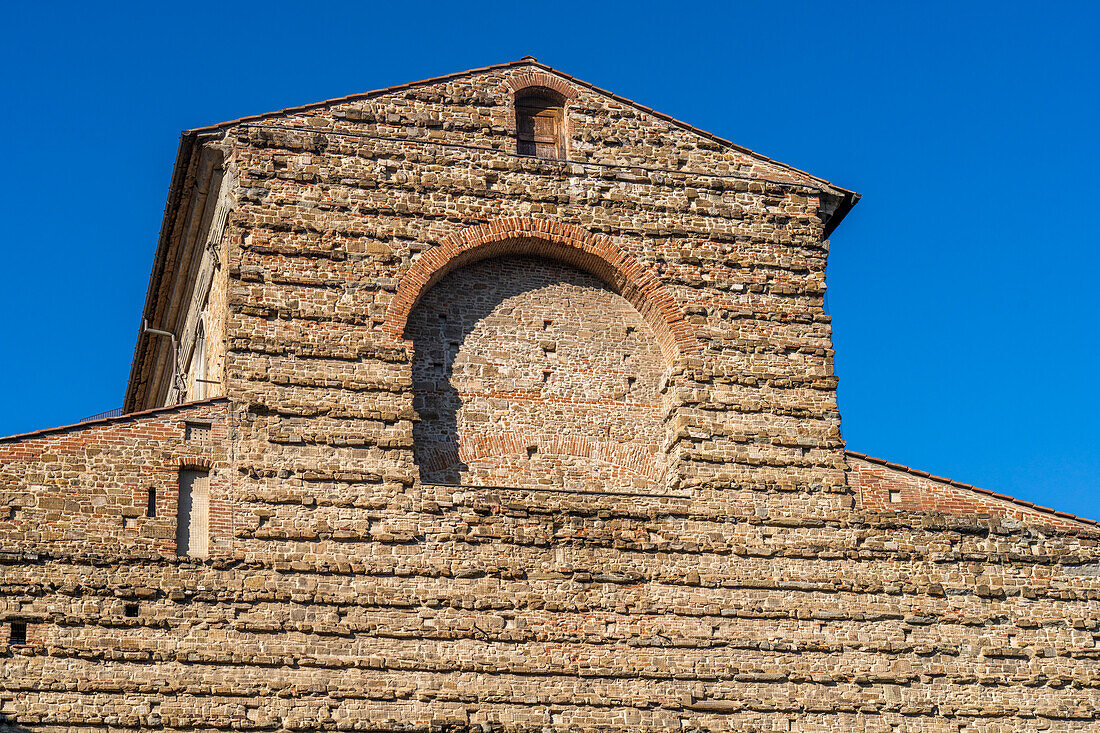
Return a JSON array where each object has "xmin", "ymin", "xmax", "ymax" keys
[{"xmin": 186, "ymin": 58, "xmax": 858, "ymax": 232}]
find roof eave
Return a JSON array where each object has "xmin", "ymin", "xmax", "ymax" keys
[
  {"xmin": 823, "ymin": 190, "xmax": 861, "ymax": 239},
  {"xmin": 122, "ymin": 131, "xmax": 201, "ymax": 413}
]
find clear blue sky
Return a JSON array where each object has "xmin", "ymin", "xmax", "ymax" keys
[{"xmin": 2, "ymin": 1, "xmax": 1097, "ymax": 519}]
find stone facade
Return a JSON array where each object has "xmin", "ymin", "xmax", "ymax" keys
[{"xmin": 2, "ymin": 59, "xmax": 1099, "ymax": 732}]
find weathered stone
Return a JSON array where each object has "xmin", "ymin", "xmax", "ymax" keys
[{"xmin": 1, "ymin": 59, "xmax": 1098, "ymax": 733}]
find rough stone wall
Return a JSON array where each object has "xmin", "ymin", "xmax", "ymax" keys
[
  {"xmin": 3, "ymin": 63, "xmax": 1100, "ymax": 732},
  {"xmin": 407, "ymin": 256, "xmax": 668, "ymax": 491},
  {"xmin": 223, "ymin": 63, "xmax": 848, "ymax": 520}
]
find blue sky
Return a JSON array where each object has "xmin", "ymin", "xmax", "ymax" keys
[{"xmin": 2, "ymin": 1, "xmax": 1097, "ymax": 519}]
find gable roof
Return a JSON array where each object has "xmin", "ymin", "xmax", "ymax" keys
[
  {"xmin": 847, "ymin": 450, "xmax": 1100, "ymax": 530},
  {"xmin": 186, "ymin": 57, "xmax": 860, "ymax": 233}
]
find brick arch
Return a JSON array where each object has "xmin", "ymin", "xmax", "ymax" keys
[
  {"xmin": 418, "ymin": 431, "xmax": 665, "ymax": 484},
  {"xmin": 385, "ymin": 218, "xmax": 700, "ymax": 362},
  {"xmin": 506, "ymin": 71, "xmax": 578, "ymax": 101}
]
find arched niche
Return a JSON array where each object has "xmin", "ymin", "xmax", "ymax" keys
[{"xmin": 406, "ymin": 256, "xmax": 671, "ymax": 493}]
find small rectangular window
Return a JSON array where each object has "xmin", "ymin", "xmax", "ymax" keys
[
  {"xmin": 889, "ymin": 490, "xmax": 902, "ymax": 504},
  {"xmin": 9, "ymin": 621, "xmax": 26, "ymax": 645},
  {"xmin": 177, "ymin": 469, "xmax": 210, "ymax": 558},
  {"xmin": 147, "ymin": 487, "xmax": 157, "ymax": 518},
  {"xmin": 516, "ymin": 92, "xmax": 564, "ymax": 159},
  {"xmin": 124, "ymin": 603, "xmax": 139, "ymax": 618}
]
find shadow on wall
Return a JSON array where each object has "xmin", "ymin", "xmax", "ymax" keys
[
  {"xmin": 408, "ymin": 314, "xmax": 467, "ymax": 485},
  {"xmin": 0, "ymin": 716, "xmax": 31, "ymax": 731},
  {"xmin": 405, "ymin": 255, "xmax": 668, "ymax": 491},
  {"xmin": 407, "ymin": 258, "xmax": 543, "ymax": 485}
]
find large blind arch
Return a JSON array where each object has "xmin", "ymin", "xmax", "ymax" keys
[{"xmin": 386, "ymin": 218, "xmax": 701, "ymax": 364}]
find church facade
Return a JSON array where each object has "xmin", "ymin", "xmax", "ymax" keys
[{"xmin": 2, "ymin": 59, "xmax": 1098, "ymax": 732}]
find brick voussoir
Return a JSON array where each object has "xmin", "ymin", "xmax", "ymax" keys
[{"xmin": 385, "ymin": 217, "xmax": 698, "ymax": 360}]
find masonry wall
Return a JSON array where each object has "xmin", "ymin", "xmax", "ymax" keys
[
  {"xmin": 123, "ymin": 139, "xmax": 236, "ymax": 410},
  {"xmin": 0, "ymin": 400, "xmax": 228, "ymax": 555},
  {"xmin": 221, "ymin": 64, "xmax": 849, "ymax": 520},
  {"xmin": 180, "ymin": 246, "xmax": 231, "ymax": 404},
  {"xmin": 4, "ymin": 63, "xmax": 1100, "ymax": 732},
  {"xmin": 0, "ymin": 400, "xmax": 231, "ymax": 727}
]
